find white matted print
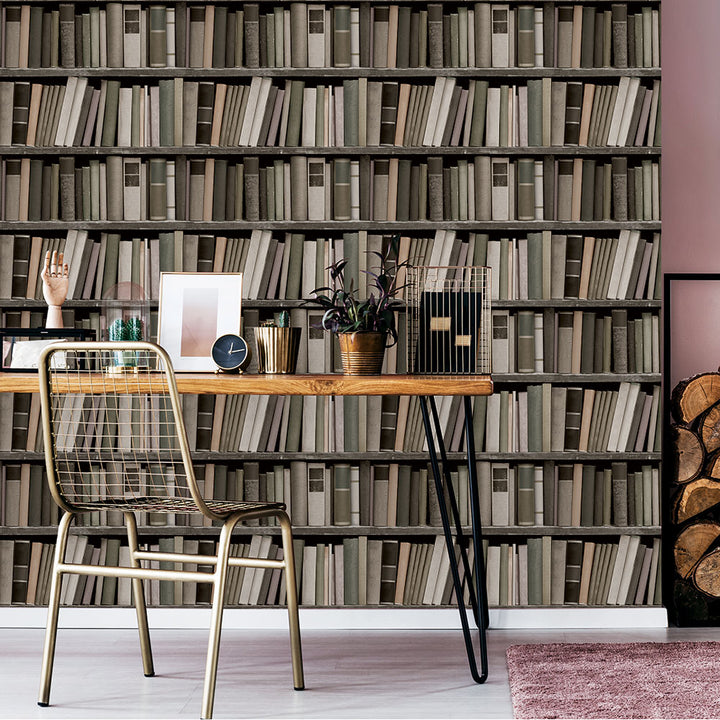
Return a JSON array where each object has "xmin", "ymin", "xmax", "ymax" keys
[{"xmin": 158, "ymin": 272, "xmax": 243, "ymax": 371}]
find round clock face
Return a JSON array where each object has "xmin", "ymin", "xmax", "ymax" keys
[{"xmin": 211, "ymin": 333, "xmax": 251, "ymax": 372}]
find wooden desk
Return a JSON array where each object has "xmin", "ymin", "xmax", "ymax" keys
[
  {"xmin": 0, "ymin": 370, "xmax": 492, "ymax": 683},
  {"xmin": 0, "ymin": 373, "xmax": 492, "ymax": 397}
]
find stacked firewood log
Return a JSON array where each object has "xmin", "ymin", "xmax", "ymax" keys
[{"xmin": 671, "ymin": 372, "xmax": 720, "ymax": 619}]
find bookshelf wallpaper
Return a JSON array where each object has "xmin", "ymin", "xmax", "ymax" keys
[{"xmin": 0, "ymin": 0, "xmax": 661, "ymax": 613}]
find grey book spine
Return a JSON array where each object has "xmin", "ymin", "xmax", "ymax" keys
[
  {"xmin": 333, "ymin": 158, "xmax": 351, "ymax": 220},
  {"xmin": 427, "ymin": 157, "xmax": 444, "ymax": 221},
  {"xmin": 290, "ymin": 3, "xmax": 308, "ymax": 68},
  {"xmin": 581, "ymin": 7, "xmax": 597, "ymax": 68},
  {"xmin": 564, "ymin": 388, "xmax": 583, "ymax": 451},
  {"xmin": 611, "ymin": 308, "xmax": 629, "ymax": 373},
  {"xmin": 516, "ymin": 5, "xmax": 535, "ymax": 68},
  {"xmin": 396, "ymin": 7, "xmax": 411, "ymax": 68},
  {"xmin": 243, "ymin": 156, "xmax": 260, "ymax": 221},
  {"xmin": 427, "ymin": 4, "xmax": 443, "ymax": 68},
  {"xmin": 244, "ymin": 4, "xmax": 260, "ymax": 68},
  {"xmin": 379, "ymin": 82, "xmax": 399, "ymax": 146},
  {"xmin": 59, "ymin": 4, "xmax": 76, "ymax": 68},
  {"xmin": 611, "ymin": 462, "xmax": 628, "ymax": 525},
  {"xmin": 580, "ymin": 312, "xmax": 596, "ymax": 374},
  {"xmin": 106, "ymin": 3, "xmax": 124, "ymax": 67},
  {"xmin": 580, "ymin": 466, "xmax": 596, "ymax": 527},
  {"xmin": 564, "ymin": 82, "xmax": 583, "ymax": 146},
  {"xmin": 333, "ymin": 465, "xmax": 352, "ymax": 526},
  {"xmin": 59, "ymin": 156, "xmax": 76, "ymax": 221},
  {"xmin": 564, "ymin": 539, "xmax": 583, "ymax": 603},
  {"xmin": 11, "ymin": 83, "xmax": 31, "ymax": 145},
  {"xmin": 289, "ymin": 155, "xmax": 307, "ymax": 221},
  {"xmin": 611, "ymin": 156, "xmax": 628, "ymax": 221},
  {"xmin": 195, "ymin": 82, "xmax": 215, "ymax": 146},
  {"xmin": 333, "ymin": 6, "xmax": 352, "ymax": 67},
  {"xmin": 612, "ymin": 4, "xmax": 628, "ymax": 69},
  {"xmin": 474, "ymin": 3, "xmax": 491, "ymax": 68},
  {"xmin": 563, "ymin": 234, "xmax": 583, "ymax": 298}
]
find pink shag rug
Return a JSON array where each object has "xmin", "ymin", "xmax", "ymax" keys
[{"xmin": 506, "ymin": 642, "xmax": 720, "ymax": 719}]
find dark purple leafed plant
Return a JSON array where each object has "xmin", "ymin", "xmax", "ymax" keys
[{"xmin": 307, "ymin": 235, "xmax": 408, "ymax": 345}]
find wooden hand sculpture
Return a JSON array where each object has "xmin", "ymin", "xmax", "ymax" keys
[{"xmin": 41, "ymin": 250, "xmax": 69, "ymax": 329}]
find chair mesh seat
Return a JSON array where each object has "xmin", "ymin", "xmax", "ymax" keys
[{"xmin": 68, "ymin": 496, "xmax": 286, "ymax": 517}]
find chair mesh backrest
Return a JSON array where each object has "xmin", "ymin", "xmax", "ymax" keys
[{"xmin": 41, "ymin": 343, "xmax": 197, "ymax": 510}]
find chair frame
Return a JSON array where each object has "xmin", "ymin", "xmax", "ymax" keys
[{"xmin": 35, "ymin": 341, "xmax": 304, "ymax": 719}]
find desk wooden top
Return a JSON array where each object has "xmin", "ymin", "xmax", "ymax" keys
[{"xmin": 0, "ymin": 372, "xmax": 493, "ymax": 396}]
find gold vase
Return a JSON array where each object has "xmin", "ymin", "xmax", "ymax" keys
[
  {"xmin": 255, "ymin": 327, "xmax": 301, "ymax": 373},
  {"xmin": 337, "ymin": 331, "xmax": 386, "ymax": 375}
]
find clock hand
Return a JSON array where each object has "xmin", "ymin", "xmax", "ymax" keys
[
  {"xmin": 229, "ymin": 347, "xmax": 246, "ymax": 354},
  {"xmin": 227, "ymin": 342, "xmax": 234, "ymax": 353}
]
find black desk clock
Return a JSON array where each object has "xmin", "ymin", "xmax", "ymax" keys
[{"xmin": 211, "ymin": 333, "xmax": 251, "ymax": 373}]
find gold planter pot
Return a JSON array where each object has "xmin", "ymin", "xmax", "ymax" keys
[
  {"xmin": 337, "ymin": 331, "xmax": 386, "ymax": 375},
  {"xmin": 255, "ymin": 327, "xmax": 302, "ymax": 373}
]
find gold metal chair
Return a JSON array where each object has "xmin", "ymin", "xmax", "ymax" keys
[{"xmin": 36, "ymin": 341, "xmax": 304, "ymax": 719}]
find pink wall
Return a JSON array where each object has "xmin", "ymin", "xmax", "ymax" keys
[{"xmin": 663, "ymin": 1, "xmax": 720, "ymax": 386}]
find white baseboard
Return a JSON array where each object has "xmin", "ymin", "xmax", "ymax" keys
[{"xmin": 0, "ymin": 606, "xmax": 668, "ymax": 630}]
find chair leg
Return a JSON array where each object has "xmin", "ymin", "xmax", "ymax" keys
[
  {"xmin": 278, "ymin": 510, "xmax": 304, "ymax": 691},
  {"xmin": 201, "ymin": 515, "xmax": 239, "ymax": 720},
  {"xmin": 124, "ymin": 512, "xmax": 154, "ymax": 677},
  {"xmin": 37, "ymin": 511, "xmax": 74, "ymax": 707}
]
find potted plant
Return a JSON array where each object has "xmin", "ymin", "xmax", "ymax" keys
[{"xmin": 308, "ymin": 236, "xmax": 407, "ymax": 375}]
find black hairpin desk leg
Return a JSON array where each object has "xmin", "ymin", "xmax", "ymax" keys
[{"xmin": 419, "ymin": 395, "xmax": 489, "ymax": 684}]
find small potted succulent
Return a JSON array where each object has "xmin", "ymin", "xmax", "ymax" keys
[{"xmin": 308, "ymin": 236, "xmax": 407, "ymax": 375}]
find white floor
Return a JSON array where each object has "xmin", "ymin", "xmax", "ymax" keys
[{"xmin": 1, "ymin": 626, "xmax": 719, "ymax": 720}]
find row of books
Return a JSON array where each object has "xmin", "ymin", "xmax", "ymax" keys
[
  {"xmin": 0, "ymin": 534, "xmax": 285, "ymax": 607},
  {"xmin": 485, "ymin": 535, "xmax": 662, "ymax": 607},
  {"xmin": 2, "ymin": 381, "xmax": 660, "ymax": 475},
  {"xmin": 1, "ymin": 532, "xmax": 478, "ymax": 608},
  {"xmin": 1, "ymin": 378, "xmax": 661, "ymax": 460},
  {"xmin": 504, "ymin": 307, "xmax": 660, "ymax": 375},
  {"xmin": 3, "ymin": 533, "xmax": 663, "ymax": 608},
  {"xmin": 0, "ymin": 155, "xmax": 662, "ymax": 223},
  {"xmin": 0, "ymin": 456, "xmax": 659, "ymax": 532},
  {"xmin": 2, "ymin": 74, "xmax": 661, "ymax": 150},
  {"xmin": 1, "ymin": 229, "xmax": 662, "ymax": 306},
  {"xmin": 486, "ymin": 461, "xmax": 659, "ymax": 528},
  {"xmin": 0, "ymin": 458, "xmax": 439, "ymax": 529},
  {"xmin": 0, "ymin": 301, "xmax": 661, "ymax": 380},
  {"xmin": 507, "ymin": 231, "xmax": 662, "ymax": 302},
  {"xmin": 0, "ymin": 3, "xmax": 661, "ymax": 71},
  {"xmin": 3, "ymin": 230, "xmax": 331, "ymax": 303},
  {"xmin": 1, "ymin": 229, "xmax": 481, "ymax": 304},
  {"xmin": 1, "ymin": 383, "xmax": 467, "ymax": 457},
  {"xmin": 0, "ymin": 291, "xmax": 660, "ymax": 379},
  {"xmin": 478, "ymin": 383, "xmax": 661, "ymax": 454},
  {"xmin": 0, "ymin": 532, "xmax": 662, "ymax": 609}
]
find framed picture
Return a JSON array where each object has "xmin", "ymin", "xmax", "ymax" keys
[
  {"xmin": 0, "ymin": 328, "xmax": 96, "ymax": 371},
  {"xmin": 158, "ymin": 272, "xmax": 243, "ymax": 372}
]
